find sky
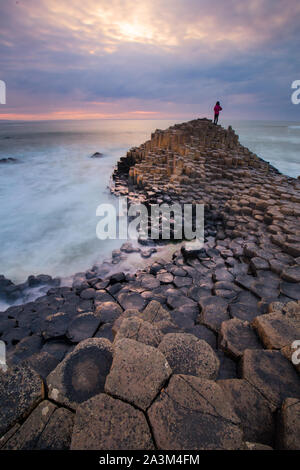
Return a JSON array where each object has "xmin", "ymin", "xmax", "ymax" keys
[{"xmin": 0, "ymin": 0, "xmax": 300, "ymax": 121}]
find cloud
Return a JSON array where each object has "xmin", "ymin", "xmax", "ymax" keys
[{"xmin": 0, "ymin": 0, "xmax": 299, "ymax": 119}]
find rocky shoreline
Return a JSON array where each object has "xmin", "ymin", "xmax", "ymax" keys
[{"xmin": 1, "ymin": 118, "xmax": 300, "ymax": 450}]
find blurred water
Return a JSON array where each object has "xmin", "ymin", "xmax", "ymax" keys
[
  {"xmin": 0, "ymin": 118, "xmax": 299, "ymax": 283},
  {"xmin": 224, "ymin": 120, "xmax": 300, "ymax": 177}
]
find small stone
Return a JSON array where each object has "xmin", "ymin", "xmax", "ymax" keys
[
  {"xmin": 158, "ymin": 333, "xmax": 219, "ymax": 379},
  {"xmin": 71, "ymin": 393, "xmax": 154, "ymax": 450},
  {"xmin": 105, "ymin": 338, "xmax": 171, "ymax": 410}
]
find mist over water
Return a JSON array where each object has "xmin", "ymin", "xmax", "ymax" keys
[{"xmin": 0, "ymin": 118, "xmax": 299, "ymax": 284}]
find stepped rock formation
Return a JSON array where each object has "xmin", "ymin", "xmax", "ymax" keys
[{"xmin": 0, "ymin": 119, "xmax": 300, "ymax": 450}]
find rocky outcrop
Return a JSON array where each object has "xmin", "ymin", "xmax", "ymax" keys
[{"xmin": 0, "ymin": 119, "xmax": 299, "ymax": 449}]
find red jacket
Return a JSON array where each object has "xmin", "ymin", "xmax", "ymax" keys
[{"xmin": 214, "ymin": 104, "xmax": 222, "ymax": 115}]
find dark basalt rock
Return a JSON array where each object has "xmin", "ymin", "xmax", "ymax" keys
[
  {"xmin": 47, "ymin": 338, "xmax": 113, "ymax": 409},
  {"xmin": 0, "ymin": 364, "xmax": 44, "ymax": 436},
  {"xmin": 241, "ymin": 349, "xmax": 300, "ymax": 409},
  {"xmin": 71, "ymin": 394, "xmax": 154, "ymax": 450},
  {"xmin": 0, "ymin": 157, "xmax": 18, "ymax": 164},
  {"xmin": 90, "ymin": 152, "xmax": 103, "ymax": 158}
]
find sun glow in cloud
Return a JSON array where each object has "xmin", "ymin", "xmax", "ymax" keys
[{"xmin": 0, "ymin": 0, "xmax": 300, "ymax": 120}]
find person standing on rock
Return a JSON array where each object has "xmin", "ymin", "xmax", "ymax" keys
[{"xmin": 214, "ymin": 101, "xmax": 222, "ymax": 125}]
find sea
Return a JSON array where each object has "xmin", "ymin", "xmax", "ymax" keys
[{"xmin": 0, "ymin": 118, "xmax": 299, "ymax": 286}]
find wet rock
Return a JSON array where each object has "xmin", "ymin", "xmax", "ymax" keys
[
  {"xmin": 278, "ymin": 398, "xmax": 300, "ymax": 450},
  {"xmin": 184, "ymin": 324, "xmax": 217, "ymax": 349},
  {"xmin": 173, "ymin": 276, "xmax": 193, "ymax": 288},
  {"xmin": 147, "ymin": 374, "xmax": 243, "ymax": 450},
  {"xmin": 157, "ymin": 272, "xmax": 174, "ymax": 284},
  {"xmin": 67, "ymin": 312, "xmax": 101, "ymax": 342},
  {"xmin": 114, "ymin": 316, "xmax": 163, "ymax": 347},
  {"xmin": 2, "ymin": 327, "xmax": 31, "ymax": 349},
  {"xmin": 198, "ymin": 296, "xmax": 229, "ymax": 332},
  {"xmin": 109, "ymin": 272, "xmax": 126, "ymax": 284},
  {"xmin": 219, "ymin": 318, "xmax": 262, "ymax": 359},
  {"xmin": 94, "ymin": 289, "xmax": 115, "ymax": 304},
  {"xmin": 117, "ymin": 291, "xmax": 147, "ymax": 311},
  {"xmin": 158, "ymin": 333, "xmax": 219, "ymax": 379},
  {"xmin": 280, "ymin": 281, "xmax": 300, "ymax": 300},
  {"xmin": 218, "ymin": 379, "xmax": 274, "ymax": 445},
  {"xmin": 105, "ymin": 338, "xmax": 171, "ymax": 410},
  {"xmin": 94, "ymin": 323, "xmax": 114, "ymax": 342},
  {"xmin": 250, "ymin": 257, "xmax": 269, "ymax": 273},
  {"xmin": 140, "ymin": 274, "xmax": 160, "ymax": 289},
  {"xmin": 41, "ymin": 340, "xmax": 73, "ymax": 361},
  {"xmin": 79, "ymin": 288, "xmax": 96, "ymax": 300},
  {"xmin": 42, "ymin": 312, "xmax": 70, "ymax": 340},
  {"xmin": 7, "ymin": 334, "xmax": 43, "ymax": 365},
  {"xmin": 90, "ymin": 152, "xmax": 103, "ymax": 158},
  {"xmin": 167, "ymin": 294, "xmax": 197, "ymax": 310},
  {"xmin": 281, "ymin": 265, "xmax": 300, "ymax": 283},
  {"xmin": 241, "ymin": 349, "xmax": 300, "ymax": 409},
  {"xmin": 47, "ymin": 338, "xmax": 113, "ymax": 409},
  {"xmin": 229, "ymin": 292, "xmax": 260, "ymax": 322},
  {"xmin": 24, "ymin": 351, "xmax": 60, "ymax": 380},
  {"xmin": 71, "ymin": 393, "xmax": 154, "ymax": 450},
  {"xmin": 95, "ymin": 301, "xmax": 123, "ymax": 324},
  {"xmin": 252, "ymin": 312, "xmax": 298, "ymax": 349},
  {"xmin": 0, "ymin": 364, "xmax": 44, "ymax": 436}
]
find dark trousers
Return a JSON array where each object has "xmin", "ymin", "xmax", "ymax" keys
[{"xmin": 214, "ymin": 113, "xmax": 219, "ymax": 125}]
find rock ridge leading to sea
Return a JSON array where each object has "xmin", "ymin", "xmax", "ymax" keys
[{"xmin": 0, "ymin": 118, "xmax": 300, "ymax": 450}]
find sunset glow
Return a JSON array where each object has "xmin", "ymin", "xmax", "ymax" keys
[{"xmin": 0, "ymin": 0, "xmax": 299, "ymax": 120}]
